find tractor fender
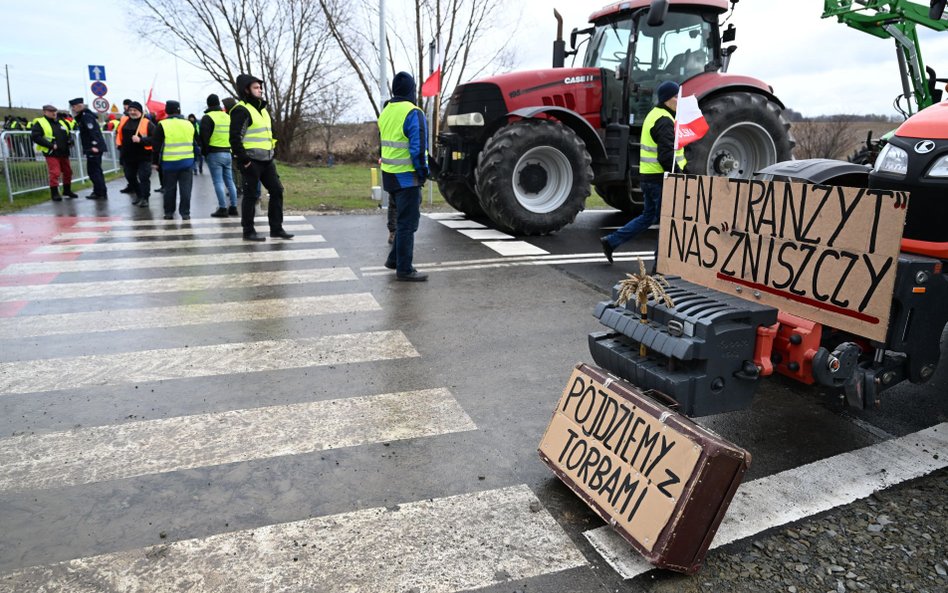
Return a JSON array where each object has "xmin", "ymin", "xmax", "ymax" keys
[
  {"xmin": 684, "ymin": 72, "xmax": 785, "ymax": 108},
  {"xmin": 757, "ymin": 159, "xmax": 871, "ymax": 187},
  {"xmin": 505, "ymin": 106, "xmax": 607, "ymax": 162}
]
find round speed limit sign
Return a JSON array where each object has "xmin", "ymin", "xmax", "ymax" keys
[{"xmin": 92, "ymin": 97, "xmax": 110, "ymax": 113}]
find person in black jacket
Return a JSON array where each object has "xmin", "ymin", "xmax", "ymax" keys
[
  {"xmin": 68, "ymin": 97, "xmax": 108, "ymax": 199},
  {"xmin": 30, "ymin": 104, "xmax": 77, "ymax": 201},
  {"xmin": 229, "ymin": 73, "xmax": 292, "ymax": 241},
  {"xmin": 118, "ymin": 101, "xmax": 156, "ymax": 207}
]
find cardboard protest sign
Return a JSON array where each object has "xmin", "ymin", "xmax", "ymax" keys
[
  {"xmin": 539, "ymin": 364, "xmax": 749, "ymax": 573},
  {"xmin": 657, "ymin": 174, "xmax": 909, "ymax": 342}
]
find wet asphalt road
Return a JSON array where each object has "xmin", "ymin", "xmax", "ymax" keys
[{"xmin": 0, "ymin": 173, "xmax": 945, "ymax": 592}]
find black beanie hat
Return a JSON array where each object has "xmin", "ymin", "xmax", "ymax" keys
[
  {"xmin": 656, "ymin": 80, "xmax": 680, "ymax": 104},
  {"xmin": 165, "ymin": 100, "xmax": 181, "ymax": 115},
  {"xmin": 207, "ymin": 94, "xmax": 221, "ymax": 108},
  {"xmin": 127, "ymin": 101, "xmax": 143, "ymax": 112}
]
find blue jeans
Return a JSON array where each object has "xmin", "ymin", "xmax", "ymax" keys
[
  {"xmin": 604, "ymin": 179, "xmax": 663, "ymax": 248},
  {"xmin": 206, "ymin": 152, "xmax": 238, "ymax": 208},
  {"xmin": 385, "ymin": 185, "xmax": 422, "ymax": 276}
]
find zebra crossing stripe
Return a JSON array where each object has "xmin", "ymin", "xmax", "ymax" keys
[
  {"xmin": 0, "ymin": 330, "xmax": 418, "ymax": 395},
  {"xmin": 0, "ymin": 248, "xmax": 338, "ymax": 275},
  {"xmin": 0, "ymin": 268, "xmax": 357, "ymax": 302},
  {"xmin": 32, "ymin": 234, "xmax": 325, "ymax": 254},
  {"xmin": 0, "ymin": 485, "xmax": 586, "ymax": 592},
  {"xmin": 71, "ymin": 215, "xmax": 308, "ymax": 228},
  {"xmin": 584, "ymin": 422, "xmax": 948, "ymax": 580},
  {"xmin": 0, "ymin": 294, "xmax": 380, "ymax": 339},
  {"xmin": 0, "ymin": 388, "xmax": 476, "ymax": 492},
  {"xmin": 52, "ymin": 223, "xmax": 314, "ymax": 240}
]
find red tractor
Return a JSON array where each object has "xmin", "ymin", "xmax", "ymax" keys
[{"xmin": 434, "ymin": 0, "xmax": 795, "ymax": 235}]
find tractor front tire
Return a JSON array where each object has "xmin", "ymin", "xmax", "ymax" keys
[
  {"xmin": 476, "ymin": 119, "xmax": 592, "ymax": 235},
  {"xmin": 597, "ymin": 184, "xmax": 644, "ymax": 216},
  {"xmin": 686, "ymin": 92, "xmax": 794, "ymax": 178},
  {"xmin": 438, "ymin": 178, "xmax": 487, "ymax": 219}
]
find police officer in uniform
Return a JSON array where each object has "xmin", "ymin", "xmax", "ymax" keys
[
  {"xmin": 379, "ymin": 72, "xmax": 429, "ymax": 281},
  {"xmin": 68, "ymin": 97, "xmax": 109, "ymax": 200},
  {"xmin": 600, "ymin": 80, "xmax": 685, "ymax": 264},
  {"xmin": 229, "ymin": 73, "xmax": 292, "ymax": 241},
  {"xmin": 30, "ymin": 104, "xmax": 77, "ymax": 201}
]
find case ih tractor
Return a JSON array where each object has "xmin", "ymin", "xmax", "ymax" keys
[{"xmin": 435, "ymin": 0, "xmax": 794, "ymax": 235}]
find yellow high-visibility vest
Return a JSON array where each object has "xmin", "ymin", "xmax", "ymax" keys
[
  {"xmin": 206, "ymin": 110, "xmax": 231, "ymax": 148},
  {"xmin": 237, "ymin": 101, "xmax": 274, "ymax": 160},
  {"xmin": 378, "ymin": 101, "xmax": 424, "ymax": 174},
  {"xmin": 32, "ymin": 116, "xmax": 67, "ymax": 155},
  {"xmin": 639, "ymin": 106, "xmax": 686, "ymax": 175},
  {"xmin": 158, "ymin": 118, "xmax": 195, "ymax": 162}
]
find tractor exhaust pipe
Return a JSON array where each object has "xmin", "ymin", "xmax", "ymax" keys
[{"xmin": 553, "ymin": 9, "xmax": 566, "ymax": 68}]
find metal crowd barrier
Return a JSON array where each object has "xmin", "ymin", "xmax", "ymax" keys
[{"xmin": 0, "ymin": 130, "xmax": 120, "ymax": 203}]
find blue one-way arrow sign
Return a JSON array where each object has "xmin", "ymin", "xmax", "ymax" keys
[{"xmin": 88, "ymin": 65, "xmax": 106, "ymax": 81}]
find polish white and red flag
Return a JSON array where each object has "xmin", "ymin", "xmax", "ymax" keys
[{"xmin": 674, "ymin": 91, "xmax": 709, "ymax": 148}]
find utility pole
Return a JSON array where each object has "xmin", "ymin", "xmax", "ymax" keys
[
  {"xmin": 4, "ymin": 65, "xmax": 11, "ymax": 109},
  {"xmin": 379, "ymin": 0, "xmax": 388, "ymax": 105}
]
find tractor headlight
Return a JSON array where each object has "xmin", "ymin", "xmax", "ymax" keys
[
  {"xmin": 445, "ymin": 112, "xmax": 485, "ymax": 127},
  {"xmin": 874, "ymin": 144, "xmax": 908, "ymax": 176},
  {"xmin": 927, "ymin": 154, "xmax": 948, "ymax": 177}
]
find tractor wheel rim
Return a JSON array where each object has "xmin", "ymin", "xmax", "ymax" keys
[
  {"xmin": 706, "ymin": 122, "xmax": 777, "ymax": 179},
  {"xmin": 512, "ymin": 146, "xmax": 573, "ymax": 214}
]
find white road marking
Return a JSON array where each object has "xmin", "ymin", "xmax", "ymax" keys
[
  {"xmin": 0, "ymin": 331, "xmax": 418, "ymax": 395},
  {"xmin": 458, "ymin": 229, "xmax": 515, "ymax": 240},
  {"xmin": 0, "ymin": 294, "xmax": 380, "ymax": 338},
  {"xmin": 361, "ymin": 251, "xmax": 655, "ymax": 276},
  {"xmin": 51, "ymin": 223, "xmax": 314, "ymax": 240},
  {"xmin": 0, "ymin": 248, "xmax": 338, "ymax": 275},
  {"xmin": 0, "ymin": 485, "xmax": 586, "ymax": 593},
  {"xmin": 71, "ymin": 215, "xmax": 308, "ymax": 228},
  {"xmin": 481, "ymin": 241, "xmax": 549, "ymax": 256},
  {"xmin": 33, "ymin": 234, "xmax": 325, "ymax": 254},
  {"xmin": 0, "ymin": 388, "xmax": 475, "ymax": 492},
  {"xmin": 439, "ymin": 219, "xmax": 487, "ymax": 229},
  {"xmin": 0, "ymin": 268, "xmax": 356, "ymax": 302},
  {"xmin": 425, "ymin": 212, "xmax": 466, "ymax": 220},
  {"xmin": 584, "ymin": 422, "xmax": 948, "ymax": 579}
]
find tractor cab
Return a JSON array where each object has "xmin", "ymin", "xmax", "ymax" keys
[{"xmin": 577, "ymin": 0, "xmax": 729, "ymax": 126}]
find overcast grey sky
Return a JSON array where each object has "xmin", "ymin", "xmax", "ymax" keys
[{"xmin": 3, "ymin": 0, "xmax": 947, "ymax": 119}]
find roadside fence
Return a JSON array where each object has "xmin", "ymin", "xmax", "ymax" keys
[{"xmin": 0, "ymin": 130, "xmax": 120, "ymax": 203}]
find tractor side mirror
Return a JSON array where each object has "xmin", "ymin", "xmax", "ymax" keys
[
  {"xmin": 570, "ymin": 27, "xmax": 579, "ymax": 49},
  {"xmin": 722, "ymin": 24, "xmax": 736, "ymax": 43},
  {"xmin": 647, "ymin": 0, "xmax": 669, "ymax": 27},
  {"xmin": 931, "ymin": 0, "xmax": 946, "ymax": 20}
]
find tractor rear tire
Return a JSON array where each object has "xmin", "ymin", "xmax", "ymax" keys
[
  {"xmin": 597, "ymin": 184, "xmax": 644, "ymax": 216},
  {"xmin": 686, "ymin": 92, "xmax": 794, "ymax": 178},
  {"xmin": 476, "ymin": 119, "xmax": 592, "ymax": 235},
  {"xmin": 438, "ymin": 178, "xmax": 487, "ymax": 219}
]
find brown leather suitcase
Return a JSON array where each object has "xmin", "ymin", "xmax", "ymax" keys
[{"xmin": 538, "ymin": 363, "xmax": 751, "ymax": 574}]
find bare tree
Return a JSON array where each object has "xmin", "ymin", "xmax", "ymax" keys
[
  {"xmin": 311, "ymin": 86, "xmax": 354, "ymax": 157},
  {"xmin": 134, "ymin": 0, "xmax": 340, "ymax": 159},
  {"xmin": 792, "ymin": 117, "xmax": 857, "ymax": 160},
  {"xmin": 319, "ymin": 0, "xmax": 520, "ymax": 116}
]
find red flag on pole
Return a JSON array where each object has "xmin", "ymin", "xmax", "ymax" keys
[
  {"xmin": 674, "ymin": 92, "xmax": 709, "ymax": 149},
  {"xmin": 421, "ymin": 40, "xmax": 443, "ymax": 98},
  {"xmin": 145, "ymin": 88, "xmax": 166, "ymax": 120}
]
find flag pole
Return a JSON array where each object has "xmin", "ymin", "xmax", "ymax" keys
[{"xmin": 673, "ymin": 86, "xmax": 682, "ymax": 172}]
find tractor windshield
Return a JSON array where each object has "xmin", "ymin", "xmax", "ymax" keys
[
  {"xmin": 633, "ymin": 11, "xmax": 713, "ymax": 83},
  {"xmin": 583, "ymin": 17, "xmax": 634, "ymax": 68}
]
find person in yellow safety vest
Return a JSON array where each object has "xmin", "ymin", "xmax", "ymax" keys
[
  {"xmin": 200, "ymin": 93, "xmax": 239, "ymax": 218},
  {"xmin": 29, "ymin": 104, "xmax": 78, "ymax": 201},
  {"xmin": 378, "ymin": 72, "xmax": 430, "ymax": 282},
  {"xmin": 151, "ymin": 100, "xmax": 196, "ymax": 221},
  {"xmin": 117, "ymin": 101, "xmax": 156, "ymax": 208},
  {"xmin": 600, "ymin": 80, "xmax": 686, "ymax": 265},
  {"xmin": 229, "ymin": 73, "xmax": 293, "ymax": 242}
]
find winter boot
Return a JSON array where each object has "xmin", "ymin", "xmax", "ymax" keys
[
  {"xmin": 211, "ymin": 207, "xmax": 228, "ymax": 218},
  {"xmin": 62, "ymin": 184, "xmax": 78, "ymax": 198},
  {"xmin": 50, "ymin": 187, "xmax": 62, "ymax": 202},
  {"xmin": 228, "ymin": 206, "xmax": 238, "ymax": 216}
]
